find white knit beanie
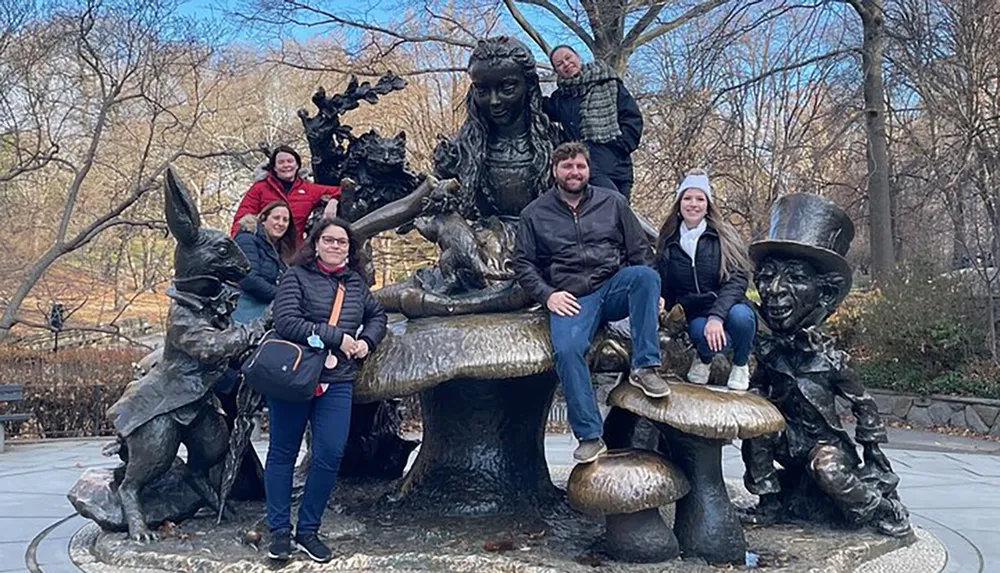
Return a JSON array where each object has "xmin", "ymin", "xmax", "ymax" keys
[{"xmin": 675, "ymin": 168, "xmax": 712, "ymax": 201}]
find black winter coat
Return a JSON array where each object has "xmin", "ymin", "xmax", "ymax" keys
[
  {"xmin": 514, "ymin": 185, "xmax": 653, "ymax": 304},
  {"xmin": 234, "ymin": 225, "xmax": 287, "ymax": 305},
  {"xmin": 543, "ymin": 81, "xmax": 643, "ymax": 183},
  {"xmin": 272, "ymin": 263, "xmax": 387, "ymax": 383},
  {"xmin": 656, "ymin": 224, "xmax": 748, "ymax": 321}
]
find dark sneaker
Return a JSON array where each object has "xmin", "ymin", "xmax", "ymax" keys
[
  {"xmin": 629, "ymin": 367, "xmax": 672, "ymax": 398},
  {"xmin": 573, "ymin": 438, "xmax": 607, "ymax": 464},
  {"xmin": 267, "ymin": 530, "xmax": 292, "ymax": 561},
  {"xmin": 294, "ymin": 531, "xmax": 333, "ymax": 563}
]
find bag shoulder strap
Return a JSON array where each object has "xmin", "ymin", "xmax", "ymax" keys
[{"xmin": 327, "ymin": 281, "xmax": 346, "ymax": 326}]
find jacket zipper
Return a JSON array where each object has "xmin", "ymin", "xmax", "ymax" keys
[
  {"xmin": 691, "ymin": 245, "xmax": 701, "ymax": 294},
  {"xmin": 670, "ymin": 234, "xmax": 702, "ymax": 294},
  {"xmin": 267, "ymin": 240, "xmax": 282, "ymax": 283},
  {"xmin": 571, "ymin": 205, "xmax": 591, "ymax": 293}
]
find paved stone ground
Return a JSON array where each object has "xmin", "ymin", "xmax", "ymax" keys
[{"xmin": 1, "ymin": 426, "xmax": 996, "ymax": 573}]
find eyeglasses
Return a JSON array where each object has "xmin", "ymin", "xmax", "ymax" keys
[{"xmin": 319, "ymin": 236, "xmax": 349, "ymax": 247}]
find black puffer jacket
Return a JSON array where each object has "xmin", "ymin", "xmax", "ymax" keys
[
  {"xmin": 514, "ymin": 185, "xmax": 653, "ymax": 304},
  {"xmin": 272, "ymin": 263, "xmax": 387, "ymax": 383},
  {"xmin": 543, "ymin": 81, "xmax": 643, "ymax": 184},
  {"xmin": 656, "ymin": 224, "xmax": 748, "ymax": 321},
  {"xmin": 234, "ymin": 223, "xmax": 286, "ymax": 305}
]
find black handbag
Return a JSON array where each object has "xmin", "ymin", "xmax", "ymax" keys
[{"xmin": 241, "ymin": 282, "xmax": 345, "ymax": 402}]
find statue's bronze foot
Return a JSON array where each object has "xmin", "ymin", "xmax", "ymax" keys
[
  {"xmin": 399, "ymin": 288, "xmax": 451, "ymax": 318},
  {"xmin": 739, "ymin": 492, "xmax": 781, "ymax": 526},
  {"xmin": 874, "ymin": 498, "xmax": 912, "ymax": 538},
  {"xmin": 128, "ymin": 523, "xmax": 159, "ymax": 543},
  {"xmin": 397, "ymin": 282, "xmax": 530, "ymax": 319}
]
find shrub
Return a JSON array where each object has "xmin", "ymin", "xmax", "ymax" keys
[
  {"xmin": 0, "ymin": 346, "xmax": 145, "ymax": 439},
  {"xmin": 857, "ymin": 359, "xmax": 1000, "ymax": 400},
  {"xmin": 835, "ymin": 264, "xmax": 988, "ymax": 374},
  {"xmin": 829, "ymin": 262, "xmax": 998, "ymax": 398}
]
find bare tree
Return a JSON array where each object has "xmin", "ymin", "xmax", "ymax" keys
[
  {"xmin": 888, "ymin": 0, "xmax": 1000, "ymax": 359},
  {"xmin": 0, "ymin": 0, "xmax": 248, "ymax": 343},
  {"xmin": 242, "ymin": 0, "xmax": 786, "ymax": 73},
  {"xmin": 843, "ymin": 0, "xmax": 896, "ymax": 281}
]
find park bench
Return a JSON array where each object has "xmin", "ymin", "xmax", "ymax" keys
[{"xmin": 0, "ymin": 384, "xmax": 31, "ymax": 452}]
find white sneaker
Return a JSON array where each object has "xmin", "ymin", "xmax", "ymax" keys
[
  {"xmin": 727, "ymin": 364, "xmax": 750, "ymax": 391},
  {"xmin": 687, "ymin": 358, "xmax": 711, "ymax": 385}
]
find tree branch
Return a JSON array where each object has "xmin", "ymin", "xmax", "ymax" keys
[
  {"xmin": 0, "ymin": 144, "xmax": 60, "ymax": 184},
  {"xmin": 278, "ymin": 0, "xmax": 475, "ymax": 49},
  {"xmin": 503, "ymin": 0, "xmax": 551, "ymax": 54},
  {"xmin": 634, "ymin": 0, "xmax": 732, "ymax": 47},
  {"xmin": 843, "ymin": 0, "xmax": 870, "ymax": 21},
  {"xmin": 622, "ymin": 2, "xmax": 667, "ymax": 49},
  {"xmin": 710, "ymin": 47, "xmax": 859, "ymax": 107},
  {"xmin": 13, "ymin": 319, "xmax": 155, "ymax": 350},
  {"xmin": 517, "ymin": 0, "xmax": 596, "ymax": 52},
  {"xmin": 264, "ymin": 57, "xmax": 464, "ymax": 77}
]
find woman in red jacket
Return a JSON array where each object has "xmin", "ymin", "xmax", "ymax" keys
[{"xmin": 231, "ymin": 145, "xmax": 340, "ymax": 246}]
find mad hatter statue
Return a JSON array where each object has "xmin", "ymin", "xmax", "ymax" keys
[{"xmin": 740, "ymin": 193, "xmax": 911, "ymax": 537}]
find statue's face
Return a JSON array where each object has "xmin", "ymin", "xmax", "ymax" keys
[
  {"xmin": 755, "ymin": 258, "xmax": 824, "ymax": 332},
  {"xmin": 469, "ymin": 58, "xmax": 528, "ymax": 128}
]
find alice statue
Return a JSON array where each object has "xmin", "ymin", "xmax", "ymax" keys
[{"xmin": 377, "ymin": 36, "xmax": 558, "ymax": 317}]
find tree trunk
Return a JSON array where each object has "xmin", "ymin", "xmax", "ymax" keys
[
  {"xmin": 856, "ymin": 0, "xmax": 895, "ymax": 282},
  {"xmin": 951, "ymin": 186, "xmax": 967, "ymax": 270},
  {"xmin": 0, "ymin": 249, "xmax": 63, "ymax": 344}
]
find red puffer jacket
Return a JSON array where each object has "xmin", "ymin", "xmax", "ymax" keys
[{"xmin": 230, "ymin": 171, "xmax": 341, "ymax": 246}]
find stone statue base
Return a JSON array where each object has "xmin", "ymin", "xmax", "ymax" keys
[
  {"xmin": 69, "ymin": 477, "xmax": 919, "ymax": 572},
  {"xmin": 68, "ymin": 461, "xmax": 205, "ymax": 532}
]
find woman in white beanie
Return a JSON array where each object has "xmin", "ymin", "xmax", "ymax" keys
[{"xmin": 655, "ymin": 168, "xmax": 755, "ymax": 390}]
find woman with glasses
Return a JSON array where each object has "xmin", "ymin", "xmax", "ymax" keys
[{"xmin": 264, "ymin": 217, "xmax": 387, "ymax": 563}]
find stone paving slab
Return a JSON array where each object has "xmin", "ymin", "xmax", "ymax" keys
[{"xmin": 1, "ymin": 428, "xmax": 995, "ymax": 572}]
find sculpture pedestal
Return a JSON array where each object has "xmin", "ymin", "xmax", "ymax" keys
[
  {"xmin": 69, "ymin": 478, "xmax": 923, "ymax": 573},
  {"xmin": 398, "ymin": 374, "xmax": 560, "ymax": 515},
  {"xmin": 67, "ymin": 461, "xmax": 204, "ymax": 533}
]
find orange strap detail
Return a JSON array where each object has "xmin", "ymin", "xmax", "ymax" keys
[{"xmin": 327, "ymin": 282, "xmax": 346, "ymax": 326}]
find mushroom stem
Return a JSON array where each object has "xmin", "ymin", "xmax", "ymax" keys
[
  {"xmin": 397, "ymin": 373, "xmax": 560, "ymax": 515},
  {"xmin": 658, "ymin": 424, "xmax": 746, "ymax": 564},
  {"xmin": 604, "ymin": 508, "xmax": 680, "ymax": 563}
]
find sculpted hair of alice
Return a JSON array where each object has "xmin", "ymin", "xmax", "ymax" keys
[{"xmin": 453, "ymin": 36, "xmax": 555, "ymax": 214}]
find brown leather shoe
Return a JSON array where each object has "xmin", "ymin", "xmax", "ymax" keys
[
  {"xmin": 629, "ymin": 367, "xmax": 672, "ymax": 398},
  {"xmin": 573, "ymin": 438, "xmax": 607, "ymax": 464}
]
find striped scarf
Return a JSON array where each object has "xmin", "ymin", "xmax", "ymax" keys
[{"xmin": 557, "ymin": 61, "xmax": 622, "ymax": 143}]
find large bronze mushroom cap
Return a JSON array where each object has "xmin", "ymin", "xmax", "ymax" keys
[
  {"xmin": 354, "ymin": 313, "xmax": 553, "ymax": 403},
  {"xmin": 567, "ymin": 449, "xmax": 689, "ymax": 516},
  {"xmin": 355, "ymin": 311, "xmax": 628, "ymax": 403},
  {"xmin": 608, "ymin": 379, "xmax": 785, "ymax": 440}
]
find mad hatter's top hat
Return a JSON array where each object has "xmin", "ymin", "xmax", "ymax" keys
[{"xmin": 749, "ymin": 193, "xmax": 855, "ymax": 292}]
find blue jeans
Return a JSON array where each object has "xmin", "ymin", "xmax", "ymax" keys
[
  {"xmin": 687, "ymin": 303, "xmax": 756, "ymax": 367},
  {"xmin": 265, "ymin": 382, "xmax": 352, "ymax": 535},
  {"xmin": 550, "ymin": 266, "xmax": 662, "ymax": 440}
]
